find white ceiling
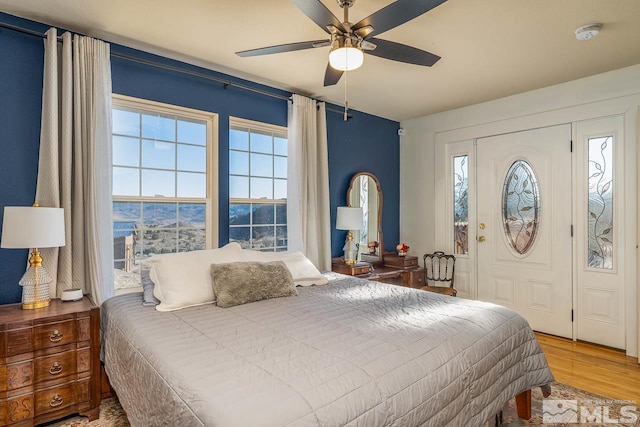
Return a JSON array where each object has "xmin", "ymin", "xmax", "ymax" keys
[{"xmin": 1, "ymin": 0, "xmax": 639, "ymax": 121}]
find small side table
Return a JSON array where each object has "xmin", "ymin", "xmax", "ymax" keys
[{"xmin": 0, "ymin": 297, "xmax": 101, "ymax": 426}]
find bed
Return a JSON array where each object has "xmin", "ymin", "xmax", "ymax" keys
[{"xmin": 102, "ymin": 272, "xmax": 554, "ymax": 426}]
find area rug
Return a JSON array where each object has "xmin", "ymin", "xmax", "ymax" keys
[
  {"xmin": 45, "ymin": 382, "xmax": 638, "ymax": 426},
  {"xmin": 42, "ymin": 398, "xmax": 130, "ymax": 427},
  {"xmin": 500, "ymin": 382, "xmax": 639, "ymax": 427}
]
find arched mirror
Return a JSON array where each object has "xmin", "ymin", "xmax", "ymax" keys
[{"xmin": 346, "ymin": 172, "xmax": 383, "ymax": 265}]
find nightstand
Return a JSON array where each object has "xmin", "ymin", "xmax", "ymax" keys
[{"xmin": 0, "ymin": 297, "xmax": 101, "ymax": 426}]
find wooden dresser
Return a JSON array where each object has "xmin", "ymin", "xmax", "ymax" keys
[
  {"xmin": 367, "ymin": 265, "xmax": 424, "ymax": 288},
  {"xmin": 331, "ymin": 257, "xmax": 424, "ymax": 288},
  {"xmin": 0, "ymin": 297, "xmax": 100, "ymax": 426}
]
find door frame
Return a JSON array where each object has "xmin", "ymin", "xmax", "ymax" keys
[
  {"xmin": 573, "ymin": 115, "xmax": 626, "ymax": 348},
  {"xmin": 433, "ymin": 96, "xmax": 637, "ymax": 355},
  {"xmin": 440, "ymin": 140, "xmax": 476, "ymax": 299}
]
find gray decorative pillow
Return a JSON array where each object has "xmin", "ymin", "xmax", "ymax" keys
[
  {"xmin": 210, "ymin": 261, "xmax": 297, "ymax": 308},
  {"xmin": 141, "ymin": 268, "xmax": 160, "ymax": 306}
]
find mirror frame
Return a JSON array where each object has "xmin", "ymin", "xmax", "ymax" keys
[{"xmin": 346, "ymin": 172, "xmax": 384, "ymax": 265}]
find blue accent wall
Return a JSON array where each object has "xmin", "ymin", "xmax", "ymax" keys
[
  {"xmin": 327, "ymin": 112, "xmax": 400, "ymax": 256},
  {"xmin": 0, "ymin": 14, "xmax": 46, "ymax": 304},
  {"xmin": 0, "ymin": 12, "xmax": 399, "ymax": 304}
]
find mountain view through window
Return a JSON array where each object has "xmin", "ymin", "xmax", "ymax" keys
[
  {"xmin": 229, "ymin": 118, "xmax": 288, "ymax": 251},
  {"xmin": 111, "ymin": 97, "xmax": 216, "ymax": 290}
]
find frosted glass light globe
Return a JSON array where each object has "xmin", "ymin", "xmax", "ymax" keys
[{"xmin": 329, "ymin": 46, "xmax": 364, "ymax": 71}]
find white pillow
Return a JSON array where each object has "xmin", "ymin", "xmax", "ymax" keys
[
  {"xmin": 239, "ymin": 250, "xmax": 328, "ymax": 286},
  {"xmin": 145, "ymin": 242, "xmax": 243, "ymax": 311}
]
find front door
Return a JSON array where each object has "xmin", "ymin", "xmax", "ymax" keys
[{"xmin": 476, "ymin": 124, "xmax": 573, "ymax": 338}]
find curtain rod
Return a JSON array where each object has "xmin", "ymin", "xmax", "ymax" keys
[{"xmin": 0, "ymin": 21, "xmax": 352, "ymax": 119}]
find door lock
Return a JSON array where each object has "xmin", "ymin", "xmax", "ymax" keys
[{"xmin": 479, "ymin": 223, "xmax": 486, "ymax": 230}]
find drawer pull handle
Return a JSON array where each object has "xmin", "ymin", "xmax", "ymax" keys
[
  {"xmin": 50, "ymin": 393, "xmax": 63, "ymax": 407},
  {"xmin": 49, "ymin": 362, "xmax": 63, "ymax": 375},
  {"xmin": 49, "ymin": 330, "xmax": 63, "ymax": 342}
]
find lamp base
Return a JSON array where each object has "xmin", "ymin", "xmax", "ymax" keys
[
  {"xmin": 22, "ymin": 299, "xmax": 50, "ymax": 310},
  {"xmin": 19, "ymin": 257, "xmax": 54, "ymax": 310},
  {"xmin": 342, "ymin": 230, "xmax": 359, "ymax": 265},
  {"xmin": 20, "ymin": 277, "xmax": 52, "ymax": 310}
]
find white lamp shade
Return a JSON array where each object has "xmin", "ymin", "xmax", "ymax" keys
[
  {"xmin": 336, "ymin": 206, "xmax": 363, "ymax": 230},
  {"xmin": 1, "ymin": 206, "xmax": 66, "ymax": 249},
  {"xmin": 329, "ymin": 46, "xmax": 364, "ymax": 71}
]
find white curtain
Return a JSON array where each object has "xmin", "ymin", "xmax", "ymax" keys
[
  {"xmin": 287, "ymin": 94, "xmax": 331, "ymax": 271},
  {"xmin": 35, "ymin": 28, "xmax": 114, "ymax": 304}
]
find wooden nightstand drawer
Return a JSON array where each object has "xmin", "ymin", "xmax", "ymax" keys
[
  {"xmin": 384, "ymin": 254, "xmax": 419, "ymax": 269},
  {"xmin": 35, "ymin": 382, "xmax": 75, "ymax": 416},
  {"xmin": 332, "ymin": 260, "xmax": 371, "ymax": 276},
  {"xmin": 0, "ymin": 297, "xmax": 101, "ymax": 426},
  {"xmin": 35, "ymin": 351, "xmax": 77, "ymax": 384},
  {"xmin": 34, "ymin": 320, "xmax": 76, "ymax": 350}
]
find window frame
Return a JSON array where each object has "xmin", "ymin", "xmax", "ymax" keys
[
  {"xmin": 229, "ymin": 117, "xmax": 288, "ymax": 251},
  {"xmin": 112, "ymin": 94, "xmax": 219, "ymax": 289}
]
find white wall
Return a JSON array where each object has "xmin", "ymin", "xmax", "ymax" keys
[{"xmin": 400, "ymin": 64, "xmax": 640, "ymax": 357}]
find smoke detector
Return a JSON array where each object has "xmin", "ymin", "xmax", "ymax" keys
[{"xmin": 575, "ymin": 23, "xmax": 602, "ymax": 41}]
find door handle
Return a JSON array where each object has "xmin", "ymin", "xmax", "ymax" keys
[{"xmin": 477, "ymin": 235, "xmax": 486, "ymax": 242}]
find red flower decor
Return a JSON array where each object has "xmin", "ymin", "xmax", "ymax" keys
[{"xmin": 396, "ymin": 243, "xmax": 409, "ymax": 252}]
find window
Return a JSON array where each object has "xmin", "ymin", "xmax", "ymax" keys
[
  {"xmin": 453, "ymin": 155, "xmax": 468, "ymax": 255},
  {"xmin": 587, "ymin": 135, "xmax": 614, "ymax": 269},
  {"xmin": 112, "ymin": 96, "xmax": 218, "ymax": 290},
  {"xmin": 229, "ymin": 118, "xmax": 287, "ymax": 251},
  {"xmin": 501, "ymin": 160, "xmax": 541, "ymax": 255}
]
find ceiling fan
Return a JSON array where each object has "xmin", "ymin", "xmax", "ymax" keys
[{"xmin": 236, "ymin": 0, "xmax": 446, "ymax": 87}]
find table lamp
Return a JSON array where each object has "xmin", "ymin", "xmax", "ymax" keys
[
  {"xmin": 336, "ymin": 206, "xmax": 363, "ymax": 265},
  {"xmin": 1, "ymin": 205, "xmax": 66, "ymax": 309}
]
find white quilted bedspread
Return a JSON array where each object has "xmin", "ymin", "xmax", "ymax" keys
[{"xmin": 102, "ymin": 274, "xmax": 553, "ymax": 427}]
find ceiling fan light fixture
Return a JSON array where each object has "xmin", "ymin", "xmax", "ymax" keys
[{"xmin": 329, "ymin": 45, "xmax": 364, "ymax": 71}]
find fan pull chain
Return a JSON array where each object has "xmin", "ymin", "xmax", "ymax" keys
[{"xmin": 344, "ymin": 69, "xmax": 349, "ymax": 121}]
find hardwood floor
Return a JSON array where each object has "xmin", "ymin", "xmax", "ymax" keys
[{"xmin": 536, "ymin": 332, "xmax": 640, "ymax": 403}]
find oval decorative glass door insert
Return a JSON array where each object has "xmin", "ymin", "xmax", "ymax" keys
[{"xmin": 501, "ymin": 160, "xmax": 540, "ymax": 254}]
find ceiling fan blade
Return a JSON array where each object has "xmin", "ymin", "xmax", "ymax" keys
[
  {"xmin": 236, "ymin": 40, "xmax": 329, "ymax": 57},
  {"xmin": 291, "ymin": 0, "xmax": 345, "ymax": 34},
  {"xmin": 353, "ymin": 0, "xmax": 447, "ymax": 39},
  {"xmin": 324, "ymin": 63, "xmax": 344, "ymax": 86},
  {"xmin": 312, "ymin": 40, "xmax": 332, "ymax": 48},
  {"xmin": 365, "ymin": 38, "xmax": 440, "ymax": 66}
]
